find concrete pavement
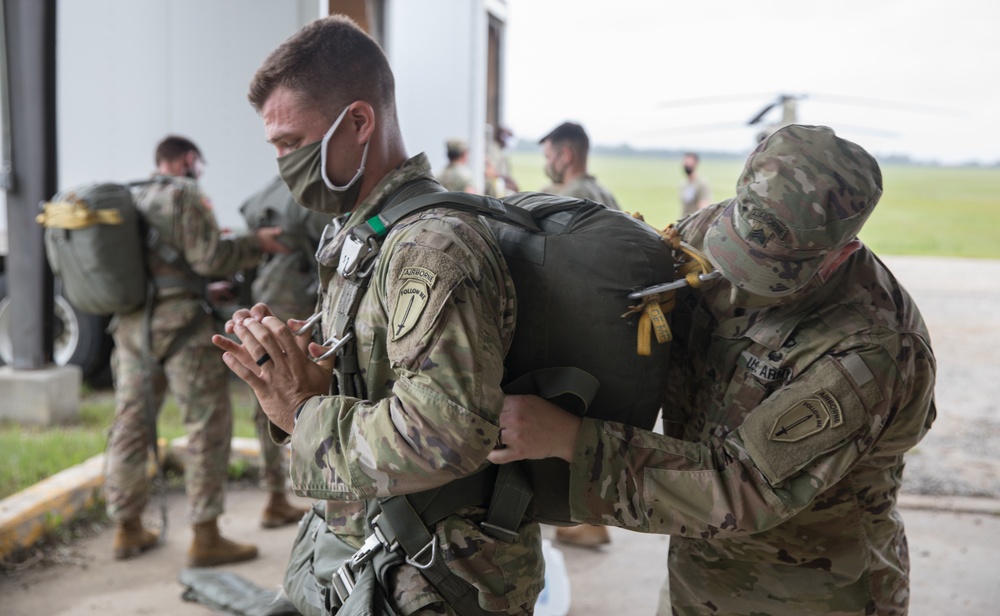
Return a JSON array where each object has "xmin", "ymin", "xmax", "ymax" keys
[{"xmin": 1, "ymin": 483, "xmax": 998, "ymax": 615}]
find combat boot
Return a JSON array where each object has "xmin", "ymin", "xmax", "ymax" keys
[
  {"xmin": 555, "ymin": 524, "xmax": 611, "ymax": 548},
  {"xmin": 112, "ymin": 517, "xmax": 160, "ymax": 560},
  {"xmin": 186, "ymin": 519, "xmax": 258, "ymax": 567},
  {"xmin": 260, "ymin": 491, "xmax": 309, "ymax": 529}
]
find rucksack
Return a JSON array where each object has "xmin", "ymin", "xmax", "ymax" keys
[
  {"xmin": 340, "ymin": 190, "xmax": 677, "ymax": 525},
  {"xmin": 37, "ymin": 182, "xmax": 149, "ymax": 316}
]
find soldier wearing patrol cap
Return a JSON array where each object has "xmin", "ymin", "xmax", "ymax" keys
[
  {"xmin": 437, "ymin": 138, "xmax": 475, "ymax": 192},
  {"xmin": 214, "ymin": 15, "xmax": 542, "ymax": 616},
  {"xmin": 491, "ymin": 124, "xmax": 937, "ymax": 615}
]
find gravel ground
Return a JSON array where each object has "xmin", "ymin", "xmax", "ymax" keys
[{"xmin": 884, "ymin": 256, "xmax": 1000, "ymax": 498}]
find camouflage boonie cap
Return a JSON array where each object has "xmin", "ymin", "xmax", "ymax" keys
[{"xmin": 704, "ymin": 124, "xmax": 883, "ymax": 296}]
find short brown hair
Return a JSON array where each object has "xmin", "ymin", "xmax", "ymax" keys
[
  {"xmin": 155, "ymin": 135, "xmax": 201, "ymax": 165},
  {"xmin": 540, "ymin": 121, "xmax": 589, "ymax": 162},
  {"xmin": 248, "ymin": 15, "xmax": 395, "ymax": 119}
]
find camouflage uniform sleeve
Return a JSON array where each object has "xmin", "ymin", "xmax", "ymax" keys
[
  {"xmin": 567, "ymin": 339, "xmax": 933, "ymax": 536},
  {"xmin": 290, "ymin": 215, "xmax": 507, "ymax": 499},
  {"xmin": 178, "ymin": 186, "xmax": 262, "ymax": 277}
]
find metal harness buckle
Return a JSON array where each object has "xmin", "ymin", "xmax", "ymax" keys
[
  {"xmin": 338, "ymin": 234, "xmax": 380, "ymax": 280},
  {"xmin": 331, "ymin": 515, "xmax": 398, "ymax": 605}
]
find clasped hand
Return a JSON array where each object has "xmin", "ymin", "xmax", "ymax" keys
[{"xmin": 211, "ymin": 303, "xmax": 332, "ymax": 434}]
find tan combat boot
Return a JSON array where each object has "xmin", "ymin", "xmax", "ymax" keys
[
  {"xmin": 112, "ymin": 517, "xmax": 160, "ymax": 560},
  {"xmin": 260, "ymin": 491, "xmax": 309, "ymax": 529},
  {"xmin": 555, "ymin": 524, "xmax": 611, "ymax": 548},
  {"xmin": 186, "ymin": 519, "xmax": 258, "ymax": 567}
]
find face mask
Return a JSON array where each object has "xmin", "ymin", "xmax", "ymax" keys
[
  {"xmin": 185, "ymin": 158, "xmax": 205, "ymax": 180},
  {"xmin": 728, "ymin": 275, "xmax": 821, "ymax": 309},
  {"xmin": 277, "ymin": 103, "xmax": 370, "ymax": 215},
  {"xmin": 544, "ymin": 156, "xmax": 564, "ymax": 184},
  {"xmin": 683, "ymin": 165, "xmax": 695, "ymax": 176}
]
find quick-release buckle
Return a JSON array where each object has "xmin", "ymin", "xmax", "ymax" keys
[
  {"xmin": 331, "ymin": 564, "xmax": 354, "ymax": 605},
  {"xmin": 350, "ymin": 514, "xmax": 398, "ymax": 569}
]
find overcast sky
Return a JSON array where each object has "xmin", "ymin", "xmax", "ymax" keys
[{"xmin": 504, "ymin": 0, "xmax": 1000, "ymax": 165}]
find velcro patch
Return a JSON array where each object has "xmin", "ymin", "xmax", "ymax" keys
[
  {"xmin": 400, "ymin": 266, "xmax": 437, "ymax": 288},
  {"xmin": 769, "ymin": 395, "xmax": 833, "ymax": 442}
]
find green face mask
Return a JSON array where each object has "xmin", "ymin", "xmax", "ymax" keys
[{"xmin": 277, "ymin": 103, "xmax": 370, "ymax": 215}]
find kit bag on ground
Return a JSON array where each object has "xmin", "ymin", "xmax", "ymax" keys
[
  {"xmin": 353, "ymin": 191, "xmax": 676, "ymax": 525},
  {"xmin": 37, "ymin": 182, "xmax": 149, "ymax": 316}
]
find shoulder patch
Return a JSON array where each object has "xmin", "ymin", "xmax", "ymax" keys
[
  {"xmin": 390, "ymin": 272, "xmax": 433, "ymax": 341},
  {"xmin": 769, "ymin": 390, "xmax": 841, "ymax": 442}
]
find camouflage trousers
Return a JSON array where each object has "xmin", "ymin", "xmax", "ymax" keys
[
  {"xmin": 254, "ymin": 395, "xmax": 288, "ymax": 493},
  {"xmin": 105, "ymin": 300, "xmax": 232, "ymax": 524}
]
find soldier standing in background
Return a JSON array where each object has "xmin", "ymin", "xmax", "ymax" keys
[
  {"xmin": 679, "ymin": 151, "xmax": 711, "ymax": 218},
  {"xmin": 106, "ymin": 135, "xmax": 288, "ymax": 566},
  {"xmin": 540, "ymin": 121, "xmax": 621, "ymax": 211},
  {"xmin": 491, "ymin": 125, "xmax": 937, "ymax": 615},
  {"xmin": 215, "ymin": 16, "xmax": 543, "ymax": 615},
  {"xmin": 486, "ymin": 124, "xmax": 519, "ymax": 196},
  {"xmin": 436, "ymin": 138, "xmax": 475, "ymax": 192},
  {"xmin": 238, "ymin": 176, "xmax": 327, "ymax": 528}
]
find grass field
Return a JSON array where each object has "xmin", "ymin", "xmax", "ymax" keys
[
  {"xmin": 0, "ymin": 381, "xmax": 260, "ymax": 500},
  {"xmin": 511, "ymin": 152, "xmax": 1000, "ymax": 259}
]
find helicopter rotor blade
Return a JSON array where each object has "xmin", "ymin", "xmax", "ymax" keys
[
  {"xmin": 633, "ymin": 122, "xmax": 752, "ymax": 138},
  {"xmin": 808, "ymin": 92, "xmax": 960, "ymax": 116},
  {"xmin": 655, "ymin": 92, "xmax": 777, "ymax": 108},
  {"xmin": 747, "ymin": 101, "xmax": 781, "ymax": 125}
]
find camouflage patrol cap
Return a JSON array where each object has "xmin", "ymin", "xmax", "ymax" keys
[{"xmin": 703, "ymin": 124, "xmax": 882, "ymax": 297}]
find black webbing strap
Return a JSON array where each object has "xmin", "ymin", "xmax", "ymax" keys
[{"xmin": 330, "ymin": 178, "xmax": 445, "ymax": 399}]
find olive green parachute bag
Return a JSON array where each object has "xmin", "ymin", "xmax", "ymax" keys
[
  {"xmin": 344, "ymin": 191, "xmax": 684, "ymax": 526},
  {"xmin": 37, "ymin": 182, "xmax": 149, "ymax": 316}
]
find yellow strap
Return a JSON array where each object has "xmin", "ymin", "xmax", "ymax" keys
[
  {"xmin": 624, "ymin": 219, "xmax": 719, "ymax": 356},
  {"xmin": 36, "ymin": 199, "xmax": 124, "ymax": 229}
]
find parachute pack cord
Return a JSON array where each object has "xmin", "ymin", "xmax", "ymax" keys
[{"xmin": 625, "ymin": 218, "xmax": 718, "ymax": 356}]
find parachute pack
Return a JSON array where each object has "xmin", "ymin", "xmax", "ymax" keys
[
  {"xmin": 37, "ymin": 182, "xmax": 150, "ymax": 316},
  {"xmin": 342, "ymin": 190, "xmax": 685, "ymax": 525}
]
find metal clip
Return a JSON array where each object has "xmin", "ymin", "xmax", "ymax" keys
[
  {"xmin": 404, "ymin": 539, "xmax": 437, "ymax": 570},
  {"xmin": 627, "ymin": 270, "xmax": 722, "ymax": 300},
  {"xmin": 350, "ymin": 533, "xmax": 384, "ymax": 569},
  {"xmin": 313, "ymin": 331, "xmax": 354, "ymax": 363},
  {"xmin": 291, "ymin": 311, "xmax": 323, "ymax": 336}
]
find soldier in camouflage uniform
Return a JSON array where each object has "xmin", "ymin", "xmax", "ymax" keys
[
  {"xmin": 436, "ymin": 138, "xmax": 475, "ymax": 193},
  {"xmin": 214, "ymin": 16, "xmax": 543, "ymax": 615},
  {"xmin": 539, "ymin": 121, "xmax": 620, "ymax": 211},
  {"xmin": 491, "ymin": 125, "xmax": 937, "ymax": 615},
  {"xmin": 539, "ymin": 120, "xmax": 620, "ymax": 547},
  {"xmin": 106, "ymin": 136, "xmax": 289, "ymax": 565},
  {"xmin": 238, "ymin": 176, "xmax": 328, "ymax": 528}
]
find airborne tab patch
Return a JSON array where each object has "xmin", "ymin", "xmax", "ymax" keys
[
  {"xmin": 391, "ymin": 268, "xmax": 437, "ymax": 341},
  {"xmin": 769, "ymin": 394, "xmax": 835, "ymax": 442}
]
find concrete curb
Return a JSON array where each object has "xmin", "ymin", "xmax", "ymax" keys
[
  {"xmin": 2, "ymin": 441, "xmax": 998, "ymax": 560},
  {"xmin": 0, "ymin": 437, "xmax": 264, "ymax": 560}
]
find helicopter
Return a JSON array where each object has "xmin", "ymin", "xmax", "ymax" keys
[{"xmin": 648, "ymin": 92, "xmax": 956, "ymax": 147}]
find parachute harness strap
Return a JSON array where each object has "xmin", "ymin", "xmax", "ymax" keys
[
  {"xmin": 623, "ymin": 218, "xmax": 718, "ymax": 356},
  {"xmin": 36, "ymin": 194, "xmax": 125, "ymax": 229}
]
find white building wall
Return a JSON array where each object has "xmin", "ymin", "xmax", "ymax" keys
[
  {"xmin": 384, "ymin": 0, "xmax": 490, "ymax": 190},
  {"xmin": 56, "ymin": 0, "xmax": 319, "ymax": 231}
]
